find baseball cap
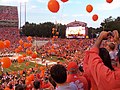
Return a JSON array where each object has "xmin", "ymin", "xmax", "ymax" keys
[{"xmin": 67, "ymin": 62, "xmax": 78, "ymax": 71}]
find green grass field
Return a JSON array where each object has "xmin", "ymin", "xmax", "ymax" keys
[
  {"xmin": 2, "ymin": 53, "xmax": 65, "ymax": 73},
  {"xmin": 3, "ymin": 61, "xmax": 42, "ymax": 73}
]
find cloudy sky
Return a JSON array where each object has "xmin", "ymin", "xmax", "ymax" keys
[{"xmin": 0, "ymin": 0, "xmax": 120, "ymax": 28}]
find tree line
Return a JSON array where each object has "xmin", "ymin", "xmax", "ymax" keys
[
  {"xmin": 88, "ymin": 16, "xmax": 120, "ymax": 38},
  {"xmin": 21, "ymin": 16, "xmax": 120, "ymax": 38},
  {"xmin": 21, "ymin": 22, "xmax": 66, "ymax": 38}
]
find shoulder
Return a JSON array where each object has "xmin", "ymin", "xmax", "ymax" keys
[{"xmin": 69, "ymin": 82, "xmax": 78, "ymax": 90}]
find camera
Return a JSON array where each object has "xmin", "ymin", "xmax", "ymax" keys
[
  {"xmin": 108, "ymin": 31, "xmax": 114, "ymax": 37},
  {"xmin": 103, "ymin": 31, "xmax": 114, "ymax": 40}
]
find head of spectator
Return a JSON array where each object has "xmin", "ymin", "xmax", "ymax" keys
[
  {"xmin": 99, "ymin": 48, "xmax": 114, "ymax": 70},
  {"xmin": 50, "ymin": 64, "xmax": 67, "ymax": 84},
  {"xmin": 107, "ymin": 42, "xmax": 115, "ymax": 51},
  {"xmin": 67, "ymin": 62, "xmax": 78, "ymax": 74},
  {"xmin": 15, "ymin": 84, "xmax": 25, "ymax": 90},
  {"xmin": 9, "ymin": 83, "xmax": 13, "ymax": 89},
  {"xmin": 33, "ymin": 80, "xmax": 40, "ymax": 89}
]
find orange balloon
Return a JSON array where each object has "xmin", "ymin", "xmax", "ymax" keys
[
  {"xmin": 51, "ymin": 48, "xmax": 55, "ymax": 52},
  {"xmin": 40, "ymin": 70, "xmax": 45, "ymax": 78},
  {"xmin": 52, "ymin": 45, "xmax": 54, "ymax": 49},
  {"xmin": 92, "ymin": 14, "xmax": 98, "ymax": 21},
  {"xmin": 106, "ymin": 0, "xmax": 113, "ymax": 3},
  {"xmin": 18, "ymin": 56, "xmax": 24, "ymax": 63},
  {"xmin": 20, "ymin": 70, "xmax": 23, "ymax": 75},
  {"xmin": 19, "ymin": 39, "xmax": 23, "ymax": 45},
  {"xmin": 28, "ymin": 43, "xmax": 32, "ymax": 47},
  {"xmin": 26, "ymin": 76, "xmax": 32, "ymax": 82},
  {"xmin": 56, "ymin": 32, "xmax": 59, "ymax": 35},
  {"xmin": 86, "ymin": 4, "xmax": 93, "ymax": 13},
  {"xmin": 48, "ymin": 0, "xmax": 60, "ymax": 13},
  {"xmin": 26, "ymin": 62, "xmax": 30, "ymax": 66},
  {"xmin": 56, "ymin": 36, "xmax": 58, "ymax": 39},
  {"xmin": 0, "ymin": 41, "xmax": 5, "ymax": 49},
  {"xmin": 26, "ymin": 49, "xmax": 33, "ymax": 55},
  {"xmin": 61, "ymin": 0, "xmax": 68, "ymax": 3},
  {"xmin": 30, "ymin": 74, "xmax": 34, "ymax": 80},
  {"xmin": 27, "ymin": 36, "xmax": 32, "ymax": 41},
  {"xmin": 22, "ymin": 53, "xmax": 26, "ymax": 57},
  {"xmin": 24, "ymin": 42, "xmax": 29, "ymax": 48},
  {"xmin": 27, "ymin": 71, "xmax": 31, "ymax": 75},
  {"xmin": 40, "ymin": 66, "xmax": 45, "ymax": 71},
  {"xmin": 18, "ymin": 45, "xmax": 23, "ymax": 51},
  {"xmin": 15, "ymin": 48, "xmax": 20, "ymax": 53},
  {"xmin": 52, "ymin": 28, "xmax": 55, "ymax": 31},
  {"xmin": 26, "ymin": 80, "xmax": 31, "ymax": 85},
  {"xmin": 4, "ymin": 40, "xmax": 10, "ymax": 48},
  {"xmin": 1, "ymin": 57, "xmax": 11, "ymax": 68},
  {"xmin": 35, "ymin": 64, "xmax": 38, "ymax": 68},
  {"xmin": 52, "ymin": 31, "xmax": 54, "ymax": 34},
  {"xmin": 31, "ymin": 53, "xmax": 37, "ymax": 59},
  {"xmin": 53, "ymin": 36, "xmax": 56, "ymax": 38}
]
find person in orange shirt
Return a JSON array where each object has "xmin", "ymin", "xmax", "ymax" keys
[
  {"xmin": 83, "ymin": 30, "xmax": 120, "ymax": 90},
  {"xmin": 67, "ymin": 61, "xmax": 89, "ymax": 90}
]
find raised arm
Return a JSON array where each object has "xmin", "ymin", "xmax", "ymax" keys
[{"xmin": 84, "ymin": 31, "xmax": 115, "ymax": 87}]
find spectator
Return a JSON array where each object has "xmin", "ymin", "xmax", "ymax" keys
[
  {"xmin": 33, "ymin": 80, "xmax": 41, "ymax": 90},
  {"xmin": 15, "ymin": 84, "xmax": 25, "ymax": 90},
  {"xmin": 107, "ymin": 42, "xmax": 118, "ymax": 66},
  {"xmin": 50, "ymin": 64, "xmax": 78, "ymax": 90},
  {"xmin": 67, "ymin": 61, "xmax": 89, "ymax": 90},
  {"xmin": 83, "ymin": 30, "xmax": 120, "ymax": 90},
  {"xmin": 99, "ymin": 48, "xmax": 114, "ymax": 70}
]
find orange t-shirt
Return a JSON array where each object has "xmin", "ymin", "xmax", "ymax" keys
[{"xmin": 84, "ymin": 47, "xmax": 120, "ymax": 90}]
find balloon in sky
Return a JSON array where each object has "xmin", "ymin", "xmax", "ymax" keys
[
  {"xmin": 61, "ymin": 0, "xmax": 68, "ymax": 3},
  {"xmin": 86, "ymin": 4, "xmax": 93, "ymax": 13},
  {"xmin": 92, "ymin": 14, "xmax": 98, "ymax": 21},
  {"xmin": 106, "ymin": 0, "xmax": 113, "ymax": 3},
  {"xmin": 27, "ymin": 36, "xmax": 32, "ymax": 42},
  {"xmin": 48, "ymin": 0, "xmax": 60, "ymax": 13}
]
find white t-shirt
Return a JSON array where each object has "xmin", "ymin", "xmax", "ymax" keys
[
  {"xmin": 109, "ymin": 50, "xmax": 118, "ymax": 60},
  {"xmin": 56, "ymin": 82, "xmax": 78, "ymax": 90}
]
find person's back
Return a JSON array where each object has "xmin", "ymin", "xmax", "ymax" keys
[
  {"xmin": 67, "ymin": 62, "xmax": 88, "ymax": 90},
  {"xmin": 83, "ymin": 30, "xmax": 120, "ymax": 90},
  {"xmin": 56, "ymin": 82, "xmax": 77, "ymax": 90},
  {"xmin": 67, "ymin": 74, "xmax": 88, "ymax": 90},
  {"xmin": 50, "ymin": 64, "xmax": 78, "ymax": 90}
]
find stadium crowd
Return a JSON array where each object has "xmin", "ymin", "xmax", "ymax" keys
[
  {"xmin": 1, "ymin": 3, "xmax": 120, "ymax": 90},
  {"xmin": 0, "ymin": 6, "xmax": 18, "ymax": 20},
  {"xmin": 0, "ymin": 28, "xmax": 120, "ymax": 90}
]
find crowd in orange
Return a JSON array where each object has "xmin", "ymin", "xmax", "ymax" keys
[{"xmin": 0, "ymin": 26, "xmax": 118, "ymax": 90}]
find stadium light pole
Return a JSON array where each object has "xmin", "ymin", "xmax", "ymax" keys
[
  {"xmin": 25, "ymin": 2, "xmax": 26, "ymax": 25},
  {"xmin": 20, "ymin": 2, "xmax": 21, "ymax": 29}
]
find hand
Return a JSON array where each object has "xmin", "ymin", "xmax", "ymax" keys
[
  {"xmin": 93, "ymin": 31, "xmax": 109, "ymax": 48},
  {"xmin": 98, "ymin": 31, "xmax": 109, "ymax": 40},
  {"xmin": 113, "ymin": 30, "xmax": 119, "ymax": 43}
]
